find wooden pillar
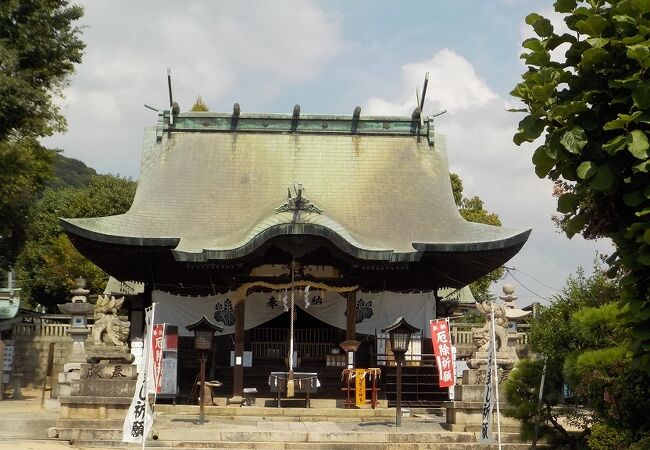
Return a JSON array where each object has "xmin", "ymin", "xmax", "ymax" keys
[
  {"xmin": 232, "ymin": 300, "xmax": 245, "ymax": 397},
  {"xmin": 346, "ymin": 290, "xmax": 357, "ymax": 341}
]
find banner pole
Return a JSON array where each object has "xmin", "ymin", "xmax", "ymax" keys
[
  {"xmin": 141, "ymin": 306, "xmax": 150, "ymax": 450},
  {"xmin": 490, "ymin": 304, "xmax": 502, "ymax": 450},
  {"xmin": 150, "ymin": 303, "xmax": 158, "ymax": 406},
  {"xmin": 142, "ymin": 302, "xmax": 156, "ymax": 450}
]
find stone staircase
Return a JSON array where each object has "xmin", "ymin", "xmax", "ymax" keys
[{"xmin": 51, "ymin": 406, "xmax": 544, "ymax": 449}]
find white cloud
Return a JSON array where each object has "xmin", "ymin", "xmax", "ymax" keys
[
  {"xmin": 364, "ymin": 49, "xmax": 612, "ymax": 302},
  {"xmin": 42, "ymin": 0, "xmax": 346, "ymax": 175},
  {"xmin": 366, "ymin": 48, "xmax": 498, "ymax": 116}
]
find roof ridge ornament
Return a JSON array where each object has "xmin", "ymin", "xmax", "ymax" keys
[{"xmin": 275, "ymin": 182, "xmax": 323, "ymax": 215}]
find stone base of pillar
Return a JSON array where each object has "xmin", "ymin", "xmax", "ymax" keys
[
  {"xmin": 442, "ymin": 369, "xmax": 521, "ymax": 433},
  {"xmin": 227, "ymin": 395, "xmax": 245, "ymax": 406},
  {"xmin": 57, "ymin": 362, "xmax": 82, "ymax": 397}
]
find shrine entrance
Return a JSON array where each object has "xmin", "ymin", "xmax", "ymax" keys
[
  {"xmin": 250, "ymin": 308, "xmax": 347, "ymax": 366},
  {"xmin": 61, "ymin": 106, "xmax": 531, "ymax": 410},
  {"xmin": 207, "ymin": 307, "xmax": 376, "ymax": 401}
]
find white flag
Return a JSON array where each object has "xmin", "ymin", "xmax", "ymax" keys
[
  {"xmin": 145, "ymin": 304, "xmax": 157, "ymax": 396},
  {"xmin": 122, "ymin": 306, "xmax": 154, "ymax": 444},
  {"xmin": 479, "ymin": 319, "xmax": 495, "ymax": 444}
]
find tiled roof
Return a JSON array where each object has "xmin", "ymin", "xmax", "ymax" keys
[{"xmin": 62, "ymin": 111, "xmax": 530, "ymax": 263}]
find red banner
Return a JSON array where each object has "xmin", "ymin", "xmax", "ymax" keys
[
  {"xmin": 430, "ymin": 319, "xmax": 455, "ymax": 388},
  {"xmin": 151, "ymin": 324, "xmax": 165, "ymax": 394}
]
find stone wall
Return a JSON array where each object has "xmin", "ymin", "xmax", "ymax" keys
[{"xmin": 10, "ymin": 323, "xmax": 93, "ymax": 391}]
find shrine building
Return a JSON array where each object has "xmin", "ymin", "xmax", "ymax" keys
[{"xmin": 61, "ymin": 104, "xmax": 530, "ymax": 406}]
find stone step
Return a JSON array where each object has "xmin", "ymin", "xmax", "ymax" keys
[
  {"xmin": 59, "ymin": 395, "xmax": 132, "ymax": 406},
  {"xmin": 52, "ymin": 427, "xmax": 530, "ymax": 444},
  {"xmin": 155, "ymin": 405, "xmax": 396, "ymax": 418},
  {"xmin": 64, "ymin": 440, "xmax": 545, "ymax": 449},
  {"xmin": 1, "ymin": 419, "xmax": 59, "ymax": 439},
  {"xmin": 55, "ymin": 418, "xmax": 124, "ymax": 429}
]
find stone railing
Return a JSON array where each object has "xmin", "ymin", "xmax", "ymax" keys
[
  {"xmin": 450, "ymin": 322, "xmax": 530, "ymax": 358},
  {"xmin": 12, "ymin": 322, "xmax": 94, "ymax": 337}
]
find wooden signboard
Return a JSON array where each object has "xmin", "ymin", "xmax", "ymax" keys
[{"xmin": 355, "ymin": 369, "xmax": 366, "ymax": 406}]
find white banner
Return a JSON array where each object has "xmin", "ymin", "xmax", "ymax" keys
[
  {"xmin": 123, "ymin": 306, "xmax": 154, "ymax": 444},
  {"xmin": 479, "ymin": 313, "xmax": 496, "ymax": 444},
  {"xmin": 152, "ymin": 290, "xmax": 435, "ymax": 337}
]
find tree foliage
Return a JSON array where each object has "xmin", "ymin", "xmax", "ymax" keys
[
  {"xmin": 0, "ymin": 1, "xmax": 85, "ymax": 271},
  {"xmin": 17, "ymin": 175, "xmax": 136, "ymax": 311},
  {"xmin": 504, "ymin": 262, "xmax": 650, "ymax": 447},
  {"xmin": 512, "ymin": 0, "xmax": 650, "ymax": 368},
  {"xmin": 450, "ymin": 173, "xmax": 504, "ymax": 299},
  {"xmin": 48, "ymin": 153, "xmax": 97, "ymax": 189},
  {"xmin": 1, "ymin": 152, "xmax": 96, "ymax": 270},
  {"xmin": 0, "ymin": 0, "xmax": 85, "ymax": 138},
  {"xmin": 0, "ymin": 137, "xmax": 53, "ymax": 269}
]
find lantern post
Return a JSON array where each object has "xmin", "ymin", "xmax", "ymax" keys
[
  {"xmin": 382, "ymin": 317, "xmax": 419, "ymax": 427},
  {"xmin": 186, "ymin": 315, "xmax": 222, "ymax": 424}
]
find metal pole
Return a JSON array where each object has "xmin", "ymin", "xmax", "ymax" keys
[
  {"xmin": 199, "ymin": 351, "xmax": 206, "ymax": 424},
  {"xmin": 396, "ymin": 352, "xmax": 402, "ymax": 427}
]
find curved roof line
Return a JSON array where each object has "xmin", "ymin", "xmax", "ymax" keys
[
  {"xmin": 62, "ymin": 216, "xmax": 531, "ymax": 264},
  {"xmin": 60, "ymin": 218, "xmax": 180, "ymax": 247}
]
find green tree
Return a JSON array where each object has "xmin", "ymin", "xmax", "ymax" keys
[
  {"xmin": 511, "ymin": 0, "xmax": 650, "ymax": 368},
  {"xmin": 0, "ymin": 0, "xmax": 85, "ymax": 271},
  {"xmin": 48, "ymin": 153, "xmax": 97, "ymax": 189},
  {"xmin": 0, "ymin": 137, "xmax": 53, "ymax": 269},
  {"xmin": 17, "ymin": 175, "xmax": 136, "ymax": 311},
  {"xmin": 450, "ymin": 173, "xmax": 504, "ymax": 299},
  {"xmin": 0, "ymin": 0, "xmax": 85, "ymax": 138},
  {"xmin": 504, "ymin": 262, "xmax": 650, "ymax": 448},
  {"xmin": 0, "ymin": 0, "xmax": 84, "ymax": 269},
  {"xmin": 190, "ymin": 96, "xmax": 209, "ymax": 112}
]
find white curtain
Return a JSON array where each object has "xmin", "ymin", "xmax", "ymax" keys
[{"xmin": 153, "ymin": 289, "xmax": 436, "ymax": 337}]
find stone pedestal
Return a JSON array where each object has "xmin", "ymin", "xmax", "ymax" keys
[
  {"xmin": 442, "ymin": 368, "xmax": 520, "ymax": 433},
  {"xmin": 50, "ymin": 280, "xmax": 136, "ymax": 442},
  {"xmin": 50, "ymin": 359, "xmax": 136, "ymax": 441},
  {"xmin": 67, "ymin": 328, "xmax": 91, "ymax": 363},
  {"xmin": 57, "ymin": 362, "xmax": 82, "ymax": 397}
]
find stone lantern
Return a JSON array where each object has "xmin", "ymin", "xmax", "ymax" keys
[{"xmin": 58, "ymin": 277, "xmax": 94, "ymax": 363}]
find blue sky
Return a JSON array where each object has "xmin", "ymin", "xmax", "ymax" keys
[{"xmin": 43, "ymin": 0, "xmax": 611, "ymax": 305}]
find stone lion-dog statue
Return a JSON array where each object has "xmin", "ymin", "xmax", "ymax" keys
[{"xmin": 92, "ymin": 295, "xmax": 130, "ymax": 348}]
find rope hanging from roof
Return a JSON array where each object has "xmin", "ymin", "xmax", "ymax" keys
[
  {"xmin": 287, "ymin": 261, "xmax": 296, "ymax": 397},
  {"xmin": 231, "ymin": 280, "xmax": 359, "ymax": 304}
]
